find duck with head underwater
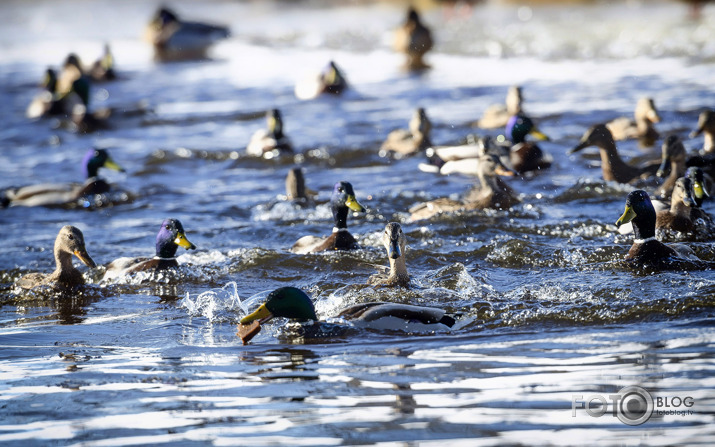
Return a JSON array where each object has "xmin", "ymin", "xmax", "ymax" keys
[
  {"xmin": 1, "ymin": 148, "xmax": 125, "ymax": 208},
  {"xmin": 237, "ymin": 286, "xmax": 456, "ymax": 344},
  {"xmin": 295, "ymin": 60, "xmax": 348, "ymax": 100},
  {"xmin": 103, "ymin": 219, "xmax": 197, "ymax": 280},
  {"xmin": 16, "ymin": 225, "xmax": 96, "ymax": 290},
  {"xmin": 246, "ymin": 109, "xmax": 293, "ymax": 158},
  {"xmin": 145, "ymin": 6, "xmax": 230, "ymax": 61},
  {"xmin": 291, "ymin": 181, "xmax": 366, "ymax": 254},
  {"xmin": 368, "ymin": 222, "xmax": 410, "ymax": 288}
]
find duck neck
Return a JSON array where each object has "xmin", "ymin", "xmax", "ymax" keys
[
  {"xmin": 632, "ymin": 215, "xmax": 656, "ymax": 241},
  {"xmin": 597, "ymin": 142, "xmax": 632, "ymax": 182},
  {"xmin": 333, "ymin": 205, "xmax": 350, "ymax": 230},
  {"xmin": 388, "ymin": 255, "xmax": 409, "ymax": 281},
  {"xmin": 704, "ymin": 132, "xmax": 714, "ymax": 154},
  {"xmin": 54, "ymin": 248, "xmax": 77, "ymax": 277},
  {"xmin": 156, "ymin": 240, "xmax": 178, "ymax": 259}
]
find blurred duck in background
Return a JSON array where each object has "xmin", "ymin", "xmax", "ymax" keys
[
  {"xmin": 393, "ymin": 7, "xmax": 433, "ymax": 71},
  {"xmin": 476, "ymin": 86, "xmax": 523, "ymax": 129},
  {"xmin": 295, "ymin": 61, "xmax": 348, "ymax": 100},
  {"xmin": 145, "ymin": 7, "xmax": 230, "ymax": 61},
  {"xmin": 246, "ymin": 109, "xmax": 293, "ymax": 159},
  {"xmin": 380, "ymin": 108, "xmax": 432, "ymax": 158},
  {"xmin": 605, "ymin": 97, "xmax": 661, "ymax": 148}
]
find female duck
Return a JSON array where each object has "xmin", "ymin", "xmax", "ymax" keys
[
  {"xmin": 104, "ymin": 219, "xmax": 196, "ymax": 279},
  {"xmin": 606, "ymin": 97, "xmax": 661, "ymax": 147},
  {"xmin": 393, "ymin": 7, "xmax": 433, "ymax": 71},
  {"xmin": 368, "ymin": 222, "xmax": 410, "ymax": 288},
  {"xmin": 380, "ymin": 108, "xmax": 432, "ymax": 158},
  {"xmin": 2, "ymin": 148, "xmax": 124, "ymax": 208},
  {"xmin": 656, "ymin": 135, "xmax": 687, "ymax": 198},
  {"xmin": 475, "ymin": 85, "xmax": 523, "ymax": 129},
  {"xmin": 295, "ymin": 61, "xmax": 348, "ymax": 100},
  {"xmin": 291, "ymin": 181, "xmax": 366, "ymax": 253},
  {"xmin": 570, "ymin": 124, "xmax": 659, "ymax": 184},
  {"xmin": 691, "ymin": 110, "xmax": 715, "ymax": 154},
  {"xmin": 26, "ymin": 68, "xmax": 64, "ymax": 119},
  {"xmin": 246, "ymin": 109, "xmax": 293, "ymax": 158},
  {"xmin": 655, "ymin": 177, "xmax": 697, "ymax": 235},
  {"xmin": 237, "ymin": 287, "xmax": 456, "ymax": 344},
  {"xmin": 145, "ymin": 7, "xmax": 230, "ymax": 61},
  {"xmin": 16, "ymin": 226, "xmax": 96, "ymax": 290}
]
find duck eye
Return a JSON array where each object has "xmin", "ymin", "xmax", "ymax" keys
[
  {"xmin": 338, "ymin": 187, "xmax": 344, "ymax": 193},
  {"xmin": 67, "ymin": 234, "xmax": 74, "ymax": 240},
  {"xmin": 165, "ymin": 225, "xmax": 171, "ymax": 230}
]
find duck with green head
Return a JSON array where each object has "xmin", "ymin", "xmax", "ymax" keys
[
  {"xmin": 145, "ymin": 7, "xmax": 230, "ymax": 62},
  {"xmin": 685, "ymin": 167, "xmax": 714, "ymax": 227},
  {"xmin": 368, "ymin": 222, "xmax": 410, "ymax": 288},
  {"xmin": 237, "ymin": 286, "xmax": 456, "ymax": 344},
  {"xmin": 291, "ymin": 181, "xmax": 366, "ymax": 253},
  {"xmin": 246, "ymin": 109, "xmax": 293, "ymax": 158},
  {"xmin": 104, "ymin": 218, "xmax": 196, "ymax": 279},
  {"xmin": 2, "ymin": 148, "xmax": 125, "ymax": 208}
]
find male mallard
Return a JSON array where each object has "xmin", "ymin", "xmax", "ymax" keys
[
  {"xmin": 502, "ymin": 113, "xmax": 552, "ymax": 173},
  {"xmin": 1, "ymin": 148, "xmax": 124, "ymax": 208},
  {"xmin": 291, "ymin": 181, "xmax": 366, "ymax": 254},
  {"xmin": 145, "ymin": 7, "xmax": 230, "ymax": 61},
  {"xmin": 104, "ymin": 218, "xmax": 196, "ymax": 279},
  {"xmin": 605, "ymin": 97, "xmax": 661, "ymax": 147},
  {"xmin": 615, "ymin": 190, "xmax": 702, "ymax": 269},
  {"xmin": 237, "ymin": 286, "xmax": 456, "ymax": 344},
  {"xmin": 655, "ymin": 177, "xmax": 697, "ymax": 235},
  {"xmin": 368, "ymin": 222, "xmax": 410, "ymax": 288},
  {"xmin": 570, "ymin": 124, "xmax": 660, "ymax": 183},
  {"xmin": 476, "ymin": 86, "xmax": 523, "ymax": 129},
  {"xmin": 409, "ymin": 153, "xmax": 518, "ymax": 222},
  {"xmin": 295, "ymin": 61, "xmax": 348, "ymax": 100},
  {"xmin": 656, "ymin": 135, "xmax": 687, "ymax": 198},
  {"xmin": 16, "ymin": 225, "xmax": 96, "ymax": 290},
  {"xmin": 686, "ymin": 166, "xmax": 714, "ymax": 226},
  {"xmin": 393, "ymin": 7, "xmax": 433, "ymax": 71},
  {"xmin": 246, "ymin": 109, "xmax": 293, "ymax": 158},
  {"xmin": 379, "ymin": 108, "xmax": 432, "ymax": 158}
]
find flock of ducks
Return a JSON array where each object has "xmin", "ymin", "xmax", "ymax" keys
[{"xmin": 7, "ymin": 5, "xmax": 715, "ymax": 342}]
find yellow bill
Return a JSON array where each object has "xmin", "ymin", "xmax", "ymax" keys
[
  {"xmin": 345, "ymin": 195, "xmax": 366, "ymax": 212},
  {"xmin": 615, "ymin": 205, "xmax": 636, "ymax": 228},
  {"xmin": 174, "ymin": 232, "xmax": 196, "ymax": 250},
  {"xmin": 241, "ymin": 303, "xmax": 273, "ymax": 324},
  {"xmin": 74, "ymin": 249, "xmax": 97, "ymax": 268},
  {"xmin": 529, "ymin": 127, "xmax": 550, "ymax": 141}
]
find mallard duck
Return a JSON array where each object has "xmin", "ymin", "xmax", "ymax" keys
[
  {"xmin": 475, "ymin": 86, "xmax": 523, "ymax": 129},
  {"xmin": 379, "ymin": 108, "xmax": 432, "ymax": 158},
  {"xmin": 104, "ymin": 218, "xmax": 196, "ymax": 279},
  {"xmin": 1, "ymin": 148, "xmax": 124, "ymax": 208},
  {"xmin": 393, "ymin": 7, "xmax": 433, "ymax": 71},
  {"xmin": 685, "ymin": 166, "xmax": 714, "ymax": 225},
  {"xmin": 570, "ymin": 124, "xmax": 660, "ymax": 183},
  {"xmin": 605, "ymin": 97, "xmax": 661, "ymax": 147},
  {"xmin": 237, "ymin": 286, "xmax": 456, "ymax": 344},
  {"xmin": 16, "ymin": 225, "xmax": 96, "ymax": 290},
  {"xmin": 368, "ymin": 222, "xmax": 410, "ymax": 288},
  {"xmin": 145, "ymin": 7, "xmax": 230, "ymax": 61},
  {"xmin": 656, "ymin": 135, "xmax": 687, "ymax": 198},
  {"xmin": 88, "ymin": 44, "xmax": 116, "ymax": 82},
  {"xmin": 291, "ymin": 181, "xmax": 366, "ymax": 254},
  {"xmin": 409, "ymin": 153, "xmax": 518, "ymax": 222},
  {"xmin": 26, "ymin": 68, "xmax": 64, "ymax": 119},
  {"xmin": 246, "ymin": 109, "xmax": 293, "ymax": 158},
  {"xmin": 294, "ymin": 61, "xmax": 348, "ymax": 100},
  {"xmin": 615, "ymin": 190, "xmax": 703, "ymax": 269},
  {"xmin": 655, "ymin": 177, "xmax": 697, "ymax": 235},
  {"xmin": 690, "ymin": 109, "xmax": 715, "ymax": 154},
  {"xmin": 56, "ymin": 53, "xmax": 84, "ymax": 97}
]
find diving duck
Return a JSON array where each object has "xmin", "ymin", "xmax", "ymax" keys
[
  {"xmin": 409, "ymin": 153, "xmax": 519, "ymax": 222},
  {"xmin": 145, "ymin": 7, "xmax": 230, "ymax": 61},
  {"xmin": 570, "ymin": 124, "xmax": 660, "ymax": 184},
  {"xmin": 379, "ymin": 108, "xmax": 432, "ymax": 158},
  {"xmin": 16, "ymin": 225, "xmax": 96, "ymax": 290},
  {"xmin": 655, "ymin": 177, "xmax": 697, "ymax": 235},
  {"xmin": 656, "ymin": 135, "xmax": 687, "ymax": 198},
  {"xmin": 246, "ymin": 109, "xmax": 293, "ymax": 158},
  {"xmin": 291, "ymin": 181, "xmax": 366, "ymax": 254},
  {"xmin": 368, "ymin": 222, "xmax": 410, "ymax": 288},
  {"xmin": 237, "ymin": 286, "xmax": 456, "ymax": 344},
  {"xmin": 475, "ymin": 86, "xmax": 523, "ymax": 129},
  {"xmin": 393, "ymin": 7, "xmax": 433, "ymax": 71},
  {"xmin": 605, "ymin": 97, "xmax": 661, "ymax": 147},
  {"xmin": 294, "ymin": 61, "xmax": 348, "ymax": 100},
  {"xmin": 1, "ymin": 148, "xmax": 124, "ymax": 208},
  {"xmin": 615, "ymin": 190, "xmax": 704, "ymax": 269},
  {"xmin": 26, "ymin": 68, "xmax": 64, "ymax": 119},
  {"xmin": 103, "ymin": 219, "xmax": 196, "ymax": 279}
]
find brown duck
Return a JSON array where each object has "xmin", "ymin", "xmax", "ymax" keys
[
  {"xmin": 368, "ymin": 222, "xmax": 410, "ymax": 288},
  {"xmin": 606, "ymin": 97, "xmax": 661, "ymax": 147}
]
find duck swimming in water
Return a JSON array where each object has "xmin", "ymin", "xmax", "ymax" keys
[
  {"xmin": 237, "ymin": 286, "xmax": 456, "ymax": 344},
  {"xmin": 379, "ymin": 108, "xmax": 432, "ymax": 158},
  {"xmin": 393, "ymin": 7, "xmax": 433, "ymax": 71},
  {"xmin": 605, "ymin": 97, "xmax": 661, "ymax": 147},
  {"xmin": 246, "ymin": 109, "xmax": 293, "ymax": 158},
  {"xmin": 655, "ymin": 177, "xmax": 697, "ymax": 235},
  {"xmin": 1, "ymin": 148, "xmax": 124, "ymax": 208},
  {"xmin": 475, "ymin": 86, "xmax": 523, "ymax": 129},
  {"xmin": 16, "ymin": 226, "xmax": 96, "ymax": 290},
  {"xmin": 295, "ymin": 61, "xmax": 348, "ymax": 100},
  {"xmin": 291, "ymin": 181, "xmax": 366, "ymax": 254},
  {"xmin": 145, "ymin": 7, "xmax": 230, "ymax": 61},
  {"xmin": 368, "ymin": 222, "xmax": 410, "ymax": 288},
  {"xmin": 26, "ymin": 68, "xmax": 64, "ymax": 119},
  {"xmin": 656, "ymin": 135, "xmax": 687, "ymax": 199}
]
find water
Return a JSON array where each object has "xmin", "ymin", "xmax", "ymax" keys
[{"xmin": 1, "ymin": 0, "xmax": 715, "ymax": 445}]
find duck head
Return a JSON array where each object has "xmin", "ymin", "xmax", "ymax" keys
[
  {"xmin": 569, "ymin": 124, "xmax": 614, "ymax": 154},
  {"xmin": 506, "ymin": 114, "xmax": 549, "ymax": 144},
  {"xmin": 155, "ymin": 7, "xmax": 179, "ymax": 26},
  {"xmin": 409, "ymin": 108, "xmax": 431, "ymax": 138},
  {"xmin": 686, "ymin": 167, "xmax": 709, "ymax": 207},
  {"xmin": 635, "ymin": 97, "xmax": 660, "ymax": 124},
  {"xmin": 672, "ymin": 177, "xmax": 697, "ymax": 208},
  {"xmin": 615, "ymin": 190, "xmax": 656, "ymax": 240},
  {"xmin": 321, "ymin": 61, "xmax": 345, "ymax": 88},
  {"xmin": 83, "ymin": 148, "xmax": 125, "ymax": 179},
  {"xmin": 56, "ymin": 225, "xmax": 96, "ymax": 268},
  {"xmin": 156, "ymin": 218, "xmax": 196, "ymax": 258},
  {"xmin": 383, "ymin": 222, "xmax": 406, "ymax": 260},
  {"xmin": 506, "ymin": 85, "xmax": 523, "ymax": 115},
  {"xmin": 267, "ymin": 109, "xmax": 284, "ymax": 138},
  {"xmin": 690, "ymin": 110, "xmax": 715, "ymax": 138},
  {"xmin": 331, "ymin": 181, "xmax": 365, "ymax": 229},
  {"xmin": 241, "ymin": 287, "xmax": 318, "ymax": 324},
  {"xmin": 43, "ymin": 68, "xmax": 57, "ymax": 93},
  {"xmin": 481, "ymin": 153, "xmax": 516, "ymax": 178},
  {"xmin": 657, "ymin": 135, "xmax": 686, "ymax": 178}
]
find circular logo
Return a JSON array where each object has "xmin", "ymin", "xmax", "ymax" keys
[{"xmin": 616, "ymin": 386, "xmax": 654, "ymax": 425}]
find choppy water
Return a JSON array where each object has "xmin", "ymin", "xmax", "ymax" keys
[{"xmin": 1, "ymin": 0, "xmax": 715, "ymax": 445}]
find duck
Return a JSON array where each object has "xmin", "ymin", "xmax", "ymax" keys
[
  {"xmin": 104, "ymin": 219, "xmax": 196, "ymax": 279},
  {"xmin": 475, "ymin": 85, "xmax": 523, "ymax": 129},
  {"xmin": 393, "ymin": 7, "xmax": 433, "ymax": 71},
  {"xmin": 1, "ymin": 148, "xmax": 125, "ymax": 208},
  {"xmin": 294, "ymin": 61, "xmax": 348, "ymax": 100},
  {"xmin": 605, "ymin": 97, "xmax": 661, "ymax": 147},
  {"xmin": 655, "ymin": 177, "xmax": 697, "ymax": 235},
  {"xmin": 237, "ymin": 286, "xmax": 456, "ymax": 344},
  {"xmin": 291, "ymin": 181, "xmax": 366, "ymax": 254},
  {"xmin": 246, "ymin": 109, "xmax": 293, "ymax": 159},
  {"xmin": 56, "ymin": 53, "xmax": 85, "ymax": 97},
  {"xmin": 686, "ymin": 110, "xmax": 715, "ymax": 178},
  {"xmin": 368, "ymin": 222, "xmax": 410, "ymax": 288},
  {"xmin": 502, "ymin": 113, "xmax": 552, "ymax": 173},
  {"xmin": 685, "ymin": 166, "xmax": 714, "ymax": 226},
  {"xmin": 409, "ymin": 153, "xmax": 518, "ymax": 222},
  {"xmin": 88, "ymin": 44, "xmax": 117, "ymax": 82},
  {"xmin": 656, "ymin": 135, "xmax": 687, "ymax": 198},
  {"xmin": 144, "ymin": 7, "xmax": 230, "ymax": 61},
  {"xmin": 614, "ymin": 190, "xmax": 704, "ymax": 269},
  {"xmin": 16, "ymin": 225, "xmax": 96, "ymax": 290},
  {"xmin": 569, "ymin": 124, "xmax": 660, "ymax": 184},
  {"xmin": 285, "ymin": 167, "xmax": 313, "ymax": 202},
  {"xmin": 26, "ymin": 68, "xmax": 64, "ymax": 119},
  {"xmin": 379, "ymin": 108, "xmax": 432, "ymax": 158}
]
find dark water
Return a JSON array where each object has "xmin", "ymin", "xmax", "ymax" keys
[{"xmin": 1, "ymin": 0, "xmax": 715, "ymax": 445}]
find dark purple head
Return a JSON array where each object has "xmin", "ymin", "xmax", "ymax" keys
[
  {"xmin": 82, "ymin": 148, "xmax": 124, "ymax": 179},
  {"xmin": 155, "ymin": 218, "xmax": 196, "ymax": 258}
]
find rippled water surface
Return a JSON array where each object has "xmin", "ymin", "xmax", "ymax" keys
[{"xmin": 1, "ymin": 0, "xmax": 715, "ymax": 445}]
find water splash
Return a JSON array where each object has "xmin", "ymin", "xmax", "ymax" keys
[{"xmin": 180, "ymin": 282, "xmax": 247, "ymax": 322}]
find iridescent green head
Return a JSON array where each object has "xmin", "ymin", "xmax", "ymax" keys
[{"xmin": 240, "ymin": 287, "xmax": 318, "ymax": 324}]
